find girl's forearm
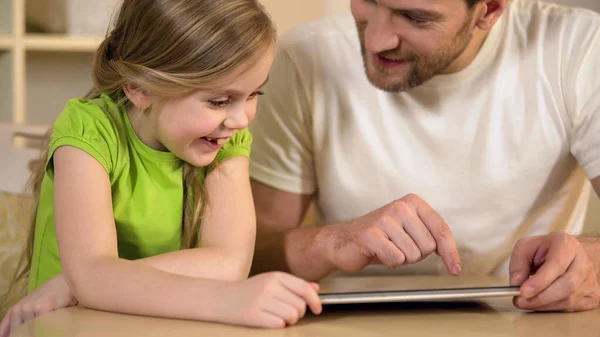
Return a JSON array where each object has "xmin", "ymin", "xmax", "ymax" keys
[
  {"xmin": 134, "ymin": 247, "xmax": 253, "ymax": 281},
  {"xmin": 66, "ymin": 256, "xmax": 228, "ymax": 321}
]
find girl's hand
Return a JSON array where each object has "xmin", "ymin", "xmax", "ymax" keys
[
  {"xmin": 218, "ymin": 272, "xmax": 323, "ymax": 329},
  {"xmin": 0, "ymin": 274, "xmax": 77, "ymax": 337}
]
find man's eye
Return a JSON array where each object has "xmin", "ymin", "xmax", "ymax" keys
[{"xmin": 406, "ymin": 15, "xmax": 429, "ymax": 25}]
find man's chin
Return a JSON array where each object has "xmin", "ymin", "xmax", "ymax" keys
[
  {"xmin": 365, "ymin": 63, "xmax": 414, "ymax": 93},
  {"xmin": 366, "ymin": 73, "xmax": 410, "ymax": 93}
]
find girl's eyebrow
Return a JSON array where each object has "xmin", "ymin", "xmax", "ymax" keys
[{"xmin": 211, "ymin": 76, "xmax": 270, "ymax": 96}]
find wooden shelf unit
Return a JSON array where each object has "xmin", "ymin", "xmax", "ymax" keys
[{"xmin": 0, "ymin": 0, "xmax": 103, "ymax": 127}]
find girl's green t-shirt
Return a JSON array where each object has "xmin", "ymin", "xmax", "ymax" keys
[{"xmin": 28, "ymin": 94, "xmax": 252, "ymax": 292}]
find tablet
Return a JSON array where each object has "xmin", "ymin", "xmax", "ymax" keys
[{"xmin": 318, "ymin": 275, "xmax": 521, "ymax": 305}]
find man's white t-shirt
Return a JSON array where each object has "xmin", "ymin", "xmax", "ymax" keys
[{"xmin": 249, "ymin": 0, "xmax": 600, "ymax": 277}]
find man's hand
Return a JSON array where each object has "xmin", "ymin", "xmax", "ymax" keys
[
  {"xmin": 319, "ymin": 194, "xmax": 462, "ymax": 275},
  {"xmin": 509, "ymin": 233, "xmax": 600, "ymax": 312}
]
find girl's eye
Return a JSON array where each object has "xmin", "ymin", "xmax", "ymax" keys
[
  {"xmin": 248, "ymin": 91, "xmax": 265, "ymax": 99},
  {"xmin": 208, "ymin": 99, "xmax": 231, "ymax": 108},
  {"xmin": 208, "ymin": 91, "xmax": 264, "ymax": 108}
]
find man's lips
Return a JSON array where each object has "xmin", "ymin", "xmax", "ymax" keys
[{"xmin": 373, "ymin": 54, "xmax": 407, "ymax": 69}]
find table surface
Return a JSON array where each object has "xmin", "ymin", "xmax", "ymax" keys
[{"xmin": 12, "ymin": 276, "xmax": 600, "ymax": 337}]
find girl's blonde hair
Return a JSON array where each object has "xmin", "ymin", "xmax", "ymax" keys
[{"xmin": 2, "ymin": 0, "xmax": 276, "ymax": 312}]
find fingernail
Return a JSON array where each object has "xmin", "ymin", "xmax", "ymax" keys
[
  {"xmin": 453, "ymin": 263, "xmax": 462, "ymax": 275},
  {"xmin": 516, "ymin": 297, "xmax": 528, "ymax": 308}
]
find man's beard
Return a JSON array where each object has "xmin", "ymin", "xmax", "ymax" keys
[{"xmin": 356, "ymin": 18, "xmax": 474, "ymax": 93}]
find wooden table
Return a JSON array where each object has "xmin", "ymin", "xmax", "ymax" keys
[{"xmin": 11, "ymin": 276, "xmax": 600, "ymax": 337}]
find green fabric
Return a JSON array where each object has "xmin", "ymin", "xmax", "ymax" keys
[{"xmin": 28, "ymin": 94, "xmax": 252, "ymax": 292}]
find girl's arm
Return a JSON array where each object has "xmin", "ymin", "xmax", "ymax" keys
[
  {"xmin": 13, "ymin": 146, "xmax": 320, "ymax": 327},
  {"xmin": 53, "ymin": 146, "xmax": 234, "ymax": 319},
  {"xmin": 133, "ymin": 156, "xmax": 256, "ymax": 281}
]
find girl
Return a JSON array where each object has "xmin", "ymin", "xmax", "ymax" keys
[{"xmin": 0, "ymin": 0, "xmax": 322, "ymax": 334}]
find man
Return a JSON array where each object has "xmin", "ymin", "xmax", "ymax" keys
[{"xmin": 249, "ymin": 0, "xmax": 600, "ymax": 312}]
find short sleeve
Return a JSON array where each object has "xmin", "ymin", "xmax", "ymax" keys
[
  {"xmin": 567, "ymin": 15, "xmax": 600, "ymax": 180},
  {"xmin": 47, "ymin": 98, "xmax": 119, "ymax": 177},
  {"xmin": 215, "ymin": 128, "xmax": 253, "ymax": 163},
  {"xmin": 249, "ymin": 42, "xmax": 316, "ymax": 195}
]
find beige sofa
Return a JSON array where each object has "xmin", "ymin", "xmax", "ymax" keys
[
  {"xmin": 0, "ymin": 192, "xmax": 34, "ymax": 318},
  {"xmin": 0, "ymin": 123, "xmax": 42, "ymax": 318}
]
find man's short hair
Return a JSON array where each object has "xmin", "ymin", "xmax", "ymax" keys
[{"xmin": 466, "ymin": 0, "xmax": 484, "ymax": 8}]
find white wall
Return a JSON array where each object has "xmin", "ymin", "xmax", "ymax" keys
[
  {"xmin": 259, "ymin": 0, "xmax": 349, "ymax": 34},
  {"xmin": 325, "ymin": 1, "xmax": 352, "ymax": 16}
]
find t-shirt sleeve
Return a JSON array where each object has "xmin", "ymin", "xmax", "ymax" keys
[
  {"xmin": 215, "ymin": 127, "xmax": 253, "ymax": 163},
  {"xmin": 47, "ymin": 99, "xmax": 119, "ymax": 177},
  {"xmin": 249, "ymin": 43, "xmax": 316, "ymax": 195},
  {"xmin": 567, "ymin": 13, "xmax": 600, "ymax": 180}
]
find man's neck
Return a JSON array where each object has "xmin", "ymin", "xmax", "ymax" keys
[{"xmin": 442, "ymin": 28, "xmax": 491, "ymax": 75}]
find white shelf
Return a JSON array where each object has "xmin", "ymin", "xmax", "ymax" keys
[
  {"xmin": 25, "ymin": 34, "xmax": 102, "ymax": 52},
  {"xmin": 0, "ymin": 35, "xmax": 13, "ymax": 50}
]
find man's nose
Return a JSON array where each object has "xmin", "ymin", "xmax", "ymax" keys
[{"xmin": 364, "ymin": 8, "xmax": 401, "ymax": 54}]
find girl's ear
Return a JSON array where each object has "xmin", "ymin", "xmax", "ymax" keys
[{"xmin": 123, "ymin": 83, "xmax": 153, "ymax": 110}]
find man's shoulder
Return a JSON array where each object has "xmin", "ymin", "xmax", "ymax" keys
[
  {"xmin": 508, "ymin": 0, "xmax": 600, "ymax": 33},
  {"xmin": 278, "ymin": 15, "xmax": 359, "ymax": 55}
]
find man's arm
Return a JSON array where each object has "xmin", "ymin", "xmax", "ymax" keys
[
  {"xmin": 508, "ymin": 176, "xmax": 600, "ymax": 312},
  {"xmin": 579, "ymin": 176, "xmax": 600, "ymax": 281},
  {"xmin": 578, "ymin": 236, "xmax": 600, "ymax": 280},
  {"xmin": 250, "ymin": 180, "xmax": 462, "ymax": 282},
  {"xmin": 250, "ymin": 180, "xmax": 336, "ymax": 281}
]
